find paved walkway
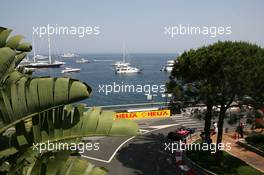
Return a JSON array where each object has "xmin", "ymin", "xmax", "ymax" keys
[{"xmin": 221, "ymin": 133, "xmax": 264, "ymax": 173}]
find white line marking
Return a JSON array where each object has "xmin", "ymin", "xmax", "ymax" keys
[
  {"xmin": 81, "ymin": 136, "xmax": 136, "ymax": 163},
  {"xmin": 139, "ymin": 129, "xmax": 149, "ymax": 133},
  {"xmin": 81, "ymin": 123, "xmax": 179, "ymax": 163},
  {"xmin": 147, "ymin": 123, "xmax": 179, "ymax": 129}
]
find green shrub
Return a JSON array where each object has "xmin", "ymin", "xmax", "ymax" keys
[
  {"xmin": 186, "ymin": 150, "xmax": 264, "ymax": 175},
  {"xmin": 245, "ymin": 134, "xmax": 264, "ymax": 144}
]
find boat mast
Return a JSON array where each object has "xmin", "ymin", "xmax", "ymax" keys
[
  {"xmin": 48, "ymin": 34, "xmax": 51, "ymax": 64},
  {"xmin": 122, "ymin": 42, "xmax": 126, "ymax": 63},
  {"xmin": 32, "ymin": 35, "xmax": 36, "ymax": 62}
]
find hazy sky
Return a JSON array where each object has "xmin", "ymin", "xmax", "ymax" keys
[{"xmin": 1, "ymin": 0, "xmax": 264, "ymax": 54}]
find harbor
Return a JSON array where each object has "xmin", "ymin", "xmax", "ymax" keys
[{"xmin": 22, "ymin": 53, "xmax": 177, "ymax": 106}]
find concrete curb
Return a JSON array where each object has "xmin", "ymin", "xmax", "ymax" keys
[{"xmin": 237, "ymin": 139, "xmax": 264, "ymax": 157}]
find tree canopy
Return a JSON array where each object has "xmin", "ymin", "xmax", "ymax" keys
[{"xmin": 167, "ymin": 41, "xmax": 264, "ymax": 153}]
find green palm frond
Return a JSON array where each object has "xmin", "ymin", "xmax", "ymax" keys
[
  {"xmin": 0, "ymin": 28, "xmax": 32, "ymax": 83},
  {"xmin": 0, "ymin": 105, "xmax": 138, "ymax": 153},
  {"xmin": 0, "ymin": 47, "xmax": 16, "ymax": 82},
  {"xmin": 0, "ymin": 29, "xmax": 12, "ymax": 47},
  {"xmin": 6, "ymin": 149, "xmax": 108, "ymax": 175},
  {"xmin": 5, "ymin": 35, "xmax": 24, "ymax": 49},
  {"xmin": 0, "ymin": 28, "xmax": 31, "ymax": 52},
  {"xmin": 0, "ymin": 76, "xmax": 91, "ymax": 130}
]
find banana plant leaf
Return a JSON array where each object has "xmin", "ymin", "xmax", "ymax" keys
[
  {"xmin": 5, "ymin": 35, "xmax": 24, "ymax": 50},
  {"xmin": 16, "ymin": 42, "xmax": 32, "ymax": 52},
  {"xmin": 0, "ymin": 47, "xmax": 16, "ymax": 82},
  {"xmin": 7, "ymin": 149, "xmax": 108, "ymax": 175},
  {"xmin": 0, "ymin": 105, "xmax": 138, "ymax": 175},
  {"xmin": 0, "ymin": 27, "xmax": 7, "ymax": 33},
  {"xmin": 15, "ymin": 52, "xmax": 27, "ymax": 66},
  {"xmin": 0, "ymin": 29, "xmax": 12, "ymax": 47},
  {"xmin": 0, "ymin": 28, "xmax": 32, "ymax": 81},
  {"xmin": 0, "ymin": 105, "xmax": 138, "ymax": 155},
  {"xmin": 0, "ymin": 77, "xmax": 92, "ymax": 131}
]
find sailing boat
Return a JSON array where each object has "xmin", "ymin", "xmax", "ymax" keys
[
  {"xmin": 25, "ymin": 35, "xmax": 65, "ymax": 68},
  {"xmin": 30, "ymin": 35, "xmax": 48, "ymax": 61},
  {"xmin": 112, "ymin": 43, "xmax": 131, "ymax": 68},
  {"xmin": 114, "ymin": 44, "xmax": 141, "ymax": 74}
]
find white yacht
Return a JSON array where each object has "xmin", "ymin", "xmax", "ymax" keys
[
  {"xmin": 76, "ymin": 58, "xmax": 89, "ymax": 63},
  {"xmin": 112, "ymin": 61, "xmax": 131, "ymax": 67},
  {"xmin": 53, "ymin": 60, "xmax": 66, "ymax": 65},
  {"xmin": 33, "ymin": 54, "xmax": 48, "ymax": 60},
  {"xmin": 113, "ymin": 61, "xmax": 131, "ymax": 67},
  {"xmin": 115, "ymin": 66, "xmax": 141, "ymax": 74},
  {"xmin": 161, "ymin": 60, "xmax": 175, "ymax": 72},
  {"xmin": 113, "ymin": 44, "xmax": 141, "ymax": 74},
  {"xmin": 61, "ymin": 53, "xmax": 75, "ymax": 58},
  {"xmin": 25, "ymin": 35, "xmax": 65, "ymax": 68},
  {"xmin": 61, "ymin": 67, "xmax": 81, "ymax": 73}
]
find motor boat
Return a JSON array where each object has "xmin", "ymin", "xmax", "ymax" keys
[
  {"xmin": 76, "ymin": 58, "xmax": 89, "ymax": 63},
  {"xmin": 61, "ymin": 53, "xmax": 75, "ymax": 58},
  {"xmin": 61, "ymin": 67, "xmax": 81, "ymax": 73},
  {"xmin": 33, "ymin": 54, "xmax": 48, "ymax": 60},
  {"xmin": 113, "ymin": 44, "xmax": 141, "ymax": 74},
  {"xmin": 115, "ymin": 65, "xmax": 141, "ymax": 74},
  {"xmin": 113, "ymin": 61, "xmax": 131, "ymax": 68},
  {"xmin": 161, "ymin": 60, "xmax": 175, "ymax": 72},
  {"xmin": 53, "ymin": 60, "xmax": 66, "ymax": 65}
]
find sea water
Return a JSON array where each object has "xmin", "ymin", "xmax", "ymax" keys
[{"xmin": 33, "ymin": 53, "xmax": 177, "ymax": 106}]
